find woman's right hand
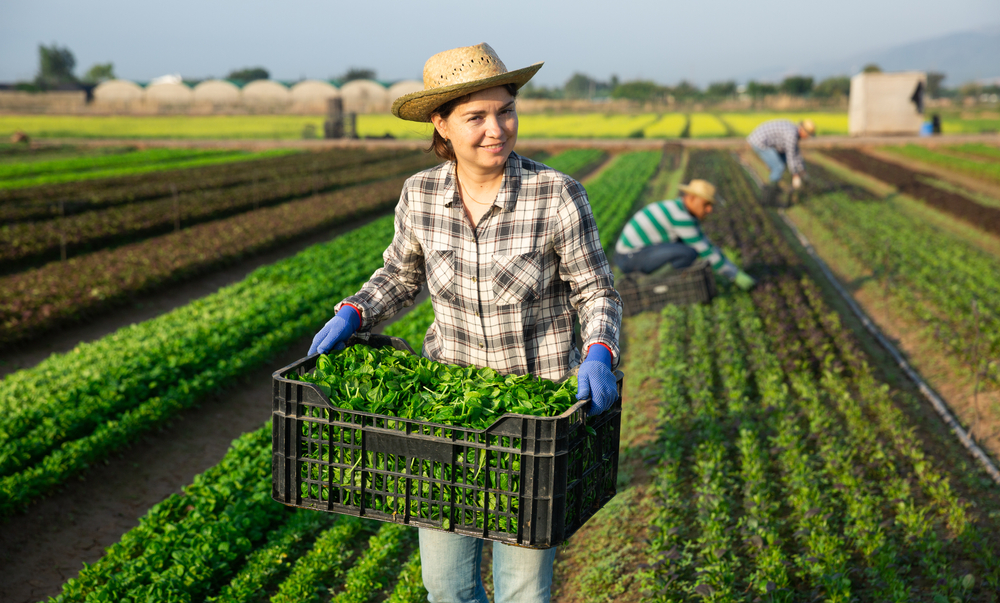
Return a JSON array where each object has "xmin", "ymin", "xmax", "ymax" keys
[{"xmin": 308, "ymin": 305, "xmax": 361, "ymax": 355}]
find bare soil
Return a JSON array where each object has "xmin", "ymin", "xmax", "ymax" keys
[
  {"xmin": 0, "ymin": 213, "xmax": 401, "ymax": 603},
  {"xmin": 824, "ymin": 148, "xmax": 1000, "ymax": 237},
  {"xmin": 865, "ymin": 145, "xmax": 1000, "ymax": 201}
]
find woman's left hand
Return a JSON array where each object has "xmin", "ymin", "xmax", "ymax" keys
[{"xmin": 577, "ymin": 344, "xmax": 618, "ymax": 416}]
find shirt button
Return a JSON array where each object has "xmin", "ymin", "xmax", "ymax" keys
[
  {"xmin": 472, "ymin": 276, "xmax": 477, "ymax": 283},
  {"xmin": 479, "ymin": 342, "xmax": 484, "ymax": 348},
  {"xmin": 475, "ymin": 311, "xmax": 480, "ymax": 317}
]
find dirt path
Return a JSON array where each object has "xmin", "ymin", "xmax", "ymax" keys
[{"xmin": 0, "ymin": 211, "xmax": 408, "ymax": 603}]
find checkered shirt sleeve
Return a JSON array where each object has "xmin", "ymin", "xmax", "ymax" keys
[
  {"xmin": 746, "ymin": 119, "xmax": 806, "ymax": 175},
  {"xmin": 340, "ymin": 152, "xmax": 622, "ymax": 382}
]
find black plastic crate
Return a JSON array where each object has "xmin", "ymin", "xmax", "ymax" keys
[
  {"xmin": 271, "ymin": 334, "xmax": 622, "ymax": 549},
  {"xmin": 617, "ymin": 259, "xmax": 717, "ymax": 317}
]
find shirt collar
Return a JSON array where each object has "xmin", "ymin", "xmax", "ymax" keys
[{"xmin": 441, "ymin": 152, "xmax": 522, "ymax": 212}]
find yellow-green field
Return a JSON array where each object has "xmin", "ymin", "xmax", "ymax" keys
[
  {"xmin": 518, "ymin": 113, "xmax": 661, "ymax": 138},
  {"xmin": 688, "ymin": 113, "xmax": 730, "ymax": 137},
  {"xmin": 2, "ymin": 111, "xmax": 995, "ymax": 140},
  {"xmin": 641, "ymin": 114, "xmax": 688, "ymax": 138},
  {"xmin": 721, "ymin": 112, "xmax": 849, "ymax": 135}
]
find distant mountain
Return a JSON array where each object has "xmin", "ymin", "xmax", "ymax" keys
[{"xmin": 743, "ymin": 25, "xmax": 1000, "ymax": 86}]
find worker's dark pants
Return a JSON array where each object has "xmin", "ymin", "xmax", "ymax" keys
[{"xmin": 614, "ymin": 243, "xmax": 697, "ymax": 274}]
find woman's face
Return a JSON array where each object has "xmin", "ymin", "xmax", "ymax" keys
[{"xmin": 432, "ymin": 86, "xmax": 517, "ymax": 174}]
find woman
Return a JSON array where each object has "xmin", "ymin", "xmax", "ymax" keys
[{"xmin": 308, "ymin": 43, "xmax": 621, "ymax": 603}]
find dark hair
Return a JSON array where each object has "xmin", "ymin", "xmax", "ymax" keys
[{"xmin": 428, "ymin": 83, "xmax": 519, "ymax": 162}]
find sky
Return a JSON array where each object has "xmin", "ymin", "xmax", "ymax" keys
[{"xmin": 1, "ymin": 0, "xmax": 997, "ymax": 87}]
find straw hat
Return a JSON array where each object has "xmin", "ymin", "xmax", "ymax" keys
[
  {"xmin": 391, "ymin": 43, "xmax": 543, "ymax": 123},
  {"xmin": 800, "ymin": 118, "xmax": 816, "ymax": 135},
  {"xmin": 678, "ymin": 179, "xmax": 718, "ymax": 203}
]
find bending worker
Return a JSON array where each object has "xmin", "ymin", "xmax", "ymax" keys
[
  {"xmin": 746, "ymin": 118, "xmax": 815, "ymax": 202},
  {"xmin": 613, "ymin": 179, "xmax": 756, "ymax": 290},
  {"xmin": 308, "ymin": 43, "xmax": 620, "ymax": 603}
]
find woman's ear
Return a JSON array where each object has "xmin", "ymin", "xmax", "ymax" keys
[{"xmin": 430, "ymin": 114, "xmax": 448, "ymax": 141}]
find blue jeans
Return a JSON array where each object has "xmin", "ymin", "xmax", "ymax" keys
[
  {"xmin": 419, "ymin": 529, "xmax": 557, "ymax": 603},
  {"xmin": 613, "ymin": 242, "xmax": 697, "ymax": 274},
  {"xmin": 752, "ymin": 145, "xmax": 787, "ymax": 183}
]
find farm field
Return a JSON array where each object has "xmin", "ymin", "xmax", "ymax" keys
[
  {"xmin": 2, "ymin": 139, "xmax": 1000, "ymax": 603},
  {"xmin": 4, "ymin": 112, "xmax": 1000, "ymax": 142},
  {"xmin": 721, "ymin": 112, "xmax": 849, "ymax": 135}
]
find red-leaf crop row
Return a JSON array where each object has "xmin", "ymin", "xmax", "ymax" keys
[
  {"xmin": 0, "ymin": 152, "xmax": 433, "ymax": 270},
  {"xmin": 0, "ymin": 146, "xmax": 412, "ymax": 223},
  {"xmin": 0, "ymin": 174, "xmax": 414, "ymax": 350}
]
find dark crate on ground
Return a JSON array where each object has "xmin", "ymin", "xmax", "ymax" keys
[
  {"xmin": 617, "ymin": 259, "xmax": 717, "ymax": 317},
  {"xmin": 271, "ymin": 334, "xmax": 623, "ymax": 549}
]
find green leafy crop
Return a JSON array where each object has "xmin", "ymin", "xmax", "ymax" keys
[{"xmin": 292, "ymin": 345, "xmax": 580, "ymax": 430}]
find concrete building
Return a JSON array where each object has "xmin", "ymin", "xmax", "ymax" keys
[{"xmin": 849, "ymin": 72, "xmax": 926, "ymax": 136}]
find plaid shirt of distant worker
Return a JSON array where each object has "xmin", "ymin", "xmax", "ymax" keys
[
  {"xmin": 615, "ymin": 198, "xmax": 738, "ymax": 280},
  {"xmin": 747, "ymin": 119, "xmax": 806, "ymax": 175},
  {"xmin": 339, "ymin": 152, "xmax": 622, "ymax": 382}
]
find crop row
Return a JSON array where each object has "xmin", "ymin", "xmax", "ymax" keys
[
  {"xmin": 0, "ymin": 146, "xmax": 411, "ymax": 222},
  {"xmin": 823, "ymin": 149, "xmax": 1000, "ymax": 238},
  {"xmin": 796, "ymin": 192, "xmax": 1000, "ymax": 385},
  {"xmin": 0, "ymin": 175, "xmax": 410, "ymax": 350},
  {"xmin": 50, "ymin": 425, "xmax": 427, "ymax": 603},
  {"xmin": 0, "ymin": 211, "xmax": 401, "ymax": 514},
  {"xmin": 0, "ymin": 151, "xmax": 434, "ymax": 270},
  {"xmin": 37, "ymin": 147, "xmax": 665, "ymax": 601},
  {"xmin": 0, "ymin": 147, "xmax": 626, "ymax": 509},
  {"xmin": 0, "ymin": 147, "xmax": 283, "ymax": 190},
  {"xmin": 881, "ymin": 143, "xmax": 1000, "ymax": 185},
  {"xmin": 639, "ymin": 149, "xmax": 999, "ymax": 600},
  {"xmin": 583, "ymin": 150, "xmax": 662, "ymax": 254}
]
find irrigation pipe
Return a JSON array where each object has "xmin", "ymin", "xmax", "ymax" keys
[
  {"xmin": 777, "ymin": 209, "xmax": 1000, "ymax": 486},
  {"xmin": 730, "ymin": 152, "xmax": 1000, "ymax": 484}
]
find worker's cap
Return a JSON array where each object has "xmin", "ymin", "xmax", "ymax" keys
[
  {"xmin": 678, "ymin": 179, "xmax": 723, "ymax": 205},
  {"xmin": 799, "ymin": 118, "xmax": 816, "ymax": 135}
]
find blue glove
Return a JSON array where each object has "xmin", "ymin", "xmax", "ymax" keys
[
  {"xmin": 577, "ymin": 344, "xmax": 618, "ymax": 417},
  {"xmin": 308, "ymin": 305, "xmax": 361, "ymax": 355}
]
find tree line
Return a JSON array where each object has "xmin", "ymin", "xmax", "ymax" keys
[{"xmin": 519, "ymin": 64, "xmax": 970, "ymax": 103}]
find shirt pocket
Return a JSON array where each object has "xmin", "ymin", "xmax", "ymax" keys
[
  {"xmin": 492, "ymin": 251, "xmax": 541, "ymax": 306},
  {"xmin": 426, "ymin": 249, "xmax": 456, "ymax": 301}
]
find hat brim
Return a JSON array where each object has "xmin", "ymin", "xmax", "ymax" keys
[
  {"xmin": 677, "ymin": 184, "xmax": 717, "ymax": 204},
  {"xmin": 391, "ymin": 62, "xmax": 543, "ymax": 123}
]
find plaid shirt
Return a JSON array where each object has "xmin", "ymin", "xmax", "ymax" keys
[
  {"xmin": 747, "ymin": 119, "xmax": 806, "ymax": 175},
  {"xmin": 340, "ymin": 152, "xmax": 622, "ymax": 381}
]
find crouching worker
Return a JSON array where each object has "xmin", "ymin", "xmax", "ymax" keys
[
  {"xmin": 747, "ymin": 118, "xmax": 815, "ymax": 204},
  {"xmin": 613, "ymin": 179, "xmax": 756, "ymax": 291}
]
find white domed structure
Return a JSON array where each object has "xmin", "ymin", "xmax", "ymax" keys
[
  {"xmin": 145, "ymin": 81, "xmax": 193, "ymax": 104},
  {"xmin": 387, "ymin": 80, "xmax": 424, "ymax": 105},
  {"xmin": 193, "ymin": 79, "xmax": 241, "ymax": 104},
  {"xmin": 243, "ymin": 80, "xmax": 291, "ymax": 105},
  {"xmin": 341, "ymin": 79, "xmax": 389, "ymax": 113},
  {"xmin": 93, "ymin": 80, "xmax": 145, "ymax": 103},
  {"xmin": 290, "ymin": 80, "xmax": 340, "ymax": 112}
]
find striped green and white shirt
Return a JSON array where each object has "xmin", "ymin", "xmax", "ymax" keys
[{"xmin": 614, "ymin": 198, "xmax": 738, "ymax": 279}]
